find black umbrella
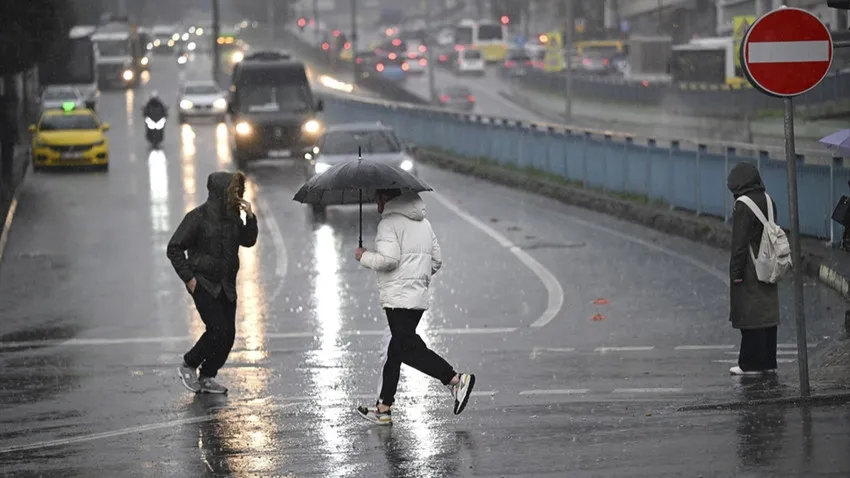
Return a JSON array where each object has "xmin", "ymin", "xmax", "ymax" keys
[{"xmin": 293, "ymin": 146, "xmax": 433, "ymax": 247}]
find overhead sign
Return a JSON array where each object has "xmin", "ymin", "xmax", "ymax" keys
[
  {"xmin": 740, "ymin": 7, "xmax": 833, "ymax": 97},
  {"xmin": 543, "ymin": 31, "xmax": 565, "ymax": 72}
]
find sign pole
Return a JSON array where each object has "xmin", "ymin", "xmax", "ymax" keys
[
  {"xmin": 563, "ymin": 0, "xmax": 573, "ymax": 122},
  {"xmin": 783, "ymin": 96, "xmax": 810, "ymax": 398}
]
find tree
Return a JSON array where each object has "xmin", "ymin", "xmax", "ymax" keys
[{"xmin": 0, "ymin": 0, "xmax": 74, "ymax": 75}]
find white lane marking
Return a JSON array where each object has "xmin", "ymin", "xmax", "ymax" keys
[
  {"xmin": 552, "ymin": 211, "xmax": 729, "ymax": 286},
  {"xmin": 430, "ymin": 192, "xmax": 564, "ymax": 328},
  {"xmin": 253, "ymin": 183, "xmax": 288, "ymax": 304},
  {"xmin": 675, "ymin": 345, "xmax": 736, "ymax": 350},
  {"xmin": 519, "ymin": 389, "xmax": 589, "ymax": 395},
  {"xmin": 530, "ymin": 347, "xmax": 576, "ymax": 359},
  {"xmin": 713, "ymin": 359, "xmax": 796, "ymax": 364},
  {"xmin": 595, "ymin": 346, "xmax": 655, "ymax": 352},
  {"xmin": 778, "ymin": 343, "xmax": 817, "ymax": 349},
  {"xmin": 612, "ymin": 388, "xmax": 683, "ymax": 393},
  {"xmin": 725, "ymin": 350, "xmax": 798, "ymax": 356},
  {"xmin": 0, "ymin": 404, "xmax": 296, "ymax": 455},
  {"xmin": 0, "ymin": 328, "xmax": 517, "ymax": 348},
  {"xmin": 279, "ymin": 391, "xmax": 498, "ymax": 402},
  {"xmin": 748, "ymin": 41, "xmax": 831, "ymax": 64},
  {"xmin": 0, "ymin": 196, "xmax": 19, "ymax": 266}
]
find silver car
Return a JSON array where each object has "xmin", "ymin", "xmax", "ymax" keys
[
  {"xmin": 39, "ymin": 86, "xmax": 84, "ymax": 112},
  {"xmin": 176, "ymin": 80, "xmax": 228, "ymax": 122},
  {"xmin": 308, "ymin": 123, "xmax": 418, "ymax": 214}
]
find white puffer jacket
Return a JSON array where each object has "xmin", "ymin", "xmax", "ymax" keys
[{"xmin": 359, "ymin": 193, "xmax": 442, "ymax": 310}]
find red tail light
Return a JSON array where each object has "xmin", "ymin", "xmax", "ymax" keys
[
  {"xmin": 583, "ymin": 58, "xmax": 591, "ymax": 65},
  {"xmin": 419, "ymin": 58, "xmax": 427, "ymax": 66},
  {"xmin": 344, "ymin": 42, "xmax": 351, "ymax": 49},
  {"xmin": 439, "ymin": 54, "xmax": 448, "ymax": 61},
  {"xmin": 333, "ymin": 29, "xmax": 340, "ymax": 36},
  {"xmin": 392, "ymin": 38, "xmax": 401, "ymax": 46},
  {"xmin": 440, "ymin": 95, "xmax": 450, "ymax": 102},
  {"xmin": 388, "ymin": 52, "xmax": 397, "ymax": 60},
  {"xmin": 401, "ymin": 62, "xmax": 409, "ymax": 71},
  {"xmin": 408, "ymin": 52, "xmax": 417, "ymax": 58},
  {"xmin": 467, "ymin": 95, "xmax": 475, "ymax": 102},
  {"xmin": 322, "ymin": 42, "xmax": 329, "ymax": 50},
  {"xmin": 454, "ymin": 44, "xmax": 464, "ymax": 51},
  {"xmin": 504, "ymin": 60, "xmax": 516, "ymax": 67},
  {"xmin": 356, "ymin": 57, "xmax": 363, "ymax": 64},
  {"xmin": 376, "ymin": 63, "xmax": 384, "ymax": 71},
  {"xmin": 419, "ymin": 45, "xmax": 427, "ymax": 52}
]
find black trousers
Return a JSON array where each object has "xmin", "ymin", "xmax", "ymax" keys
[
  {"xmin": 738, "ymin": 326, "xmax": 778, "ymax": 372},
  {"xmin": 184, "ymin": 286, "xmax": 237, "ymax": 378},
  {"xmin": 378, "ymin": 308, "xmax": 456, "ymax": 407}
]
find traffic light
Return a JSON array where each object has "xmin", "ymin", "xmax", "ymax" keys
[
  {"xmin": 297, "ymin": 17, "xmax": 306, "ymax": 29},
  {"xmin": 827, "ymin": 1, "xmax": 850, "ymax": 9},
  {"xmin": 500, "ymin": 15, "xmax": 510, "ymax": 25}
]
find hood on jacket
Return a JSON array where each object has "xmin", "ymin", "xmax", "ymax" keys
[
  {"xmin": 383, "ymin": 192, "xmax": 426, "ymax": 221},
  {"xmin": 205, "ymin": 171, "xmax": 245, "ymax": 216},
  {"xmin": 727, "ymin": 162, "xmax": 765, "ymax": 198}
]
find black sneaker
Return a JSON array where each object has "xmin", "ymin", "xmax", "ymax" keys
[{"xmin": 357, "ymin": 405, "xmax": 392, "ymax": 426}]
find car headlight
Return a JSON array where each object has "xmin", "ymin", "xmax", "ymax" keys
[
  {"xmin": 232, "ymin": 51, "xmax": 244, "ymax": 62},
  {"xmin": 92, "ymin": 140, "xmax": 105, "ymax": 147},
  {"xmin": 180, "ymin": 99, "xmax": 193, "ymax": 110},
  {"xmin": 213, "ymin": 98, "xmax": 227, "ymax": 110},
  {"xmin": 314, "ymin": 162, "xmax": 331, "ymax": 174},
  {"xmin": 172, "ymin": 33, "xmax": 180, "ymax": 41},
  {"xmin": 182, "ymin": 33, "xmax": 190, "ymax": 41},
  {"xmin": 400, "ymin": 159, "xmax": 414, "ymax": 171},
  {"xmin": 168, "ymin": 39, "xmax": 175, "ymax": 47},
  {"xmin": 302, "ymin": 119, "xmax": 321, "ymax": 134},
  {"xmin": 188, "ymin": 42, "xmax": 196, "ymax": 51},
  {"xmin": 177, "ymin": 56, "xmax": 187, "ymax": 64},
  {"xmin": 123, "ymin": 69, "xmax": 134, "ymax": 81},
  {"xmin": 235, "ymin": 122, "xmax": 252, "ymax": 135},
  {"xmin": 141, "ymin": 56, "xmax": 149, "ymax": 65}
]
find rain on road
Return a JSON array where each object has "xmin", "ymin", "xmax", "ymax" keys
[{"xmin": 1, "ymin": 54, "xmax": 849, "ymax": 476}]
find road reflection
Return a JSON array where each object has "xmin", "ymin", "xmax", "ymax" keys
[
  {"xmin": 179, "ymin": 123, "xmax": 202, "ymax": 337},
  {"xmin": 375, "ymin": 427, "xmax": 477, "ymax": 477},
  {"xmin": 125, "ymin": 89, "xmax": 135, "ymax": 130},
  {"xmin": 308, "ymin": 224, "xmax": 355, "ymax": 476},
  {"xmin": 216, "ymin": 123, "xmax": 230, "ymax": 170},
  {"xmin": 735, "ymin": 375, "xmax": 786, "ymax": 470}
]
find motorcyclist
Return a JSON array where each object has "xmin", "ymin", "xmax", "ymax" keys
[{"xmin": 144, "ymin": 91, "xmax": 168, "ymax": 120}]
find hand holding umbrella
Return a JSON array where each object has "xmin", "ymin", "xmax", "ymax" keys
[{"xmin": 293, "ymin": 146, "xmax": 433, "ymax": 247}]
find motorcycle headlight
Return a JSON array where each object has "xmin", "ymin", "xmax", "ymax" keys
[
  {"xmin": 187, "ymin": 42, "xmax": 196, "ymax": 51},
  {"xmin": 400, "ymin": 159, "xmax": 414, "ymax": 171},
  {"xmin": 180, "ymin": 99, "xmax": 193, "ymax": 110},
  {"xmin": 235, "ymin": 122, "xmax": 252, "ymax": 136},
  {"xmin": 302, "ymin": 119, "xmax": 321, "ymax": 134},
  {"xmin": 141, "ymin": 56, "xmax": 149, "ymax": 65},
  {"xmin": 177, "ymin": 56, "xmax": 187, "ymax": 64},
  {"xmin": 314, "ymin": 162, "xmax": 331, "ymax": 174},
  {"xmin": 123, "ymin": 69, "xmax": 134, "ymax": 81},
  {"xmin": 232, "ymin": 51, "xmax": 244, "ymax": 62},
  {"xmin": 213, "ymin": 98, "xmax": 227, "ymax": 110}
]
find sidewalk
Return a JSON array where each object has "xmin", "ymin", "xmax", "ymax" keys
[{"xmin": 500, "ymin": 81, "xmax": 846, "ymax": 151}]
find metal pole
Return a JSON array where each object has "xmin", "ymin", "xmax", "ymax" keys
[
  {"xmin": 313, "ymin": 0, "xmax": 320, "ymax": 43},
  {"xmin": 212, "ymin": 0, "xmax": 221, "ymax": 84},
  {"xmin": 269, "ymin": 0, "xmax": 276, "ymax": 44},
  {"xmin": 564, "ymin": 0, "xmax": 573, "ymax": 121},
  {"xmin": 425, "ymin": 0, "xmax": 437, "ymax": 103},
  {"xmin": 351, "ymin": 0, "xmax": 359, "ymax": 81},
  {"xmin": 784, "ymin": 97, "xmax": 810, "ymax": 398}
]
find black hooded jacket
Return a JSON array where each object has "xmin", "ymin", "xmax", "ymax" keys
[
  {"xmin": 167, "ymin": 172, "xmax": 258, "ymax": 301},
  {"xmin": 727, "ymin": 162, "xmax": 780, "ymax": 329}
]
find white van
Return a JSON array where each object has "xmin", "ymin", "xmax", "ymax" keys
[{"xmin": 455, "ymin": 48, "xmax": 485, "ymax": 76}]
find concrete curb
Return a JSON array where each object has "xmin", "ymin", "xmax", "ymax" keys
[
  {"xmin": 0, "ymin": 151, "xmax": 30, "ymax": 267},
  {"xmin": 677, "ymin": 391, "xmax": 850, "ymax": 412},
  {"xmin": 416, "ymin": 148, "xmax": 833, "ymax": 294}
]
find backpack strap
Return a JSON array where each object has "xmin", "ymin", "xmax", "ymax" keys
[{"xmin": 736, "ymin": 195, "xmax": 773, "ymax": 225}]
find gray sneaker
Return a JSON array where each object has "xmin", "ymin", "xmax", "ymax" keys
[
  {"xmin": 199, "ymin": 377, "xmax": 228, "ymax": 394},
  {"xmin": 177, "ymin": 363, "xmax": 200, "ymax": 393}
]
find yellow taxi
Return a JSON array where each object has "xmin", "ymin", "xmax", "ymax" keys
[{"xmin": 30, "ymin": 103, "xmax": 110, "ymax": 171}]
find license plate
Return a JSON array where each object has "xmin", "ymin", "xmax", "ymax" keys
[
  {"xmin": 269, "ymin": 150, "xmax": 291, "ymax": 157},
  {"xmin": 61, "ymin": 152, "xmax": 84, "ymax": 159}
]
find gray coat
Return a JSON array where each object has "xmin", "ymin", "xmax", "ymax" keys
[{"xmin": 727, "ymin": 162, "xmax": 780, "ymax": 330}]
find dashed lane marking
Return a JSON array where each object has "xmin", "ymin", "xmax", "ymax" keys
[
  {"xmin": 530, "ymin": 347, "xmax": 576, "ymax": 359},
  {"xmin": 612, "ymin": 388, "xmax": 684, "ymax": 393},
  {"xmin": 519, "ymin": 389, "xmax": 590, "ymax": 395},
  {"xmin": 725, "ymin": 350, "xmax": 798, "ymax": 356},
  {"xmin": 431, "ymin": 192, "xmax": 565, "ymax": 328},
  {"xmin": 675, "ymin": 345, "xmax": 736, "ymax": 351},
  {"xmin": 0, "ymin": 403, "xmax": 299, "ymax": 455},
  {"xmin": 278, "ymin": 391, "xmax": 498, "ymax": 402},
  {"xmin": 713, "ymin": 359, "xmax": 797, "ymax": 364},
  {"xmin": 595, "ymin": 346, "xmax": 655, "ymax": 352}
]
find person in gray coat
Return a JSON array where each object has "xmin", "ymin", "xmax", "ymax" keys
[{"xmin": 727, "ymin": 162, "xmax": 780, "ymax": 375}]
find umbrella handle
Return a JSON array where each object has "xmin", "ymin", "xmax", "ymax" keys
[{"xmin": 359, "ymin": 188, "xmax": 363, "ymax": 248}]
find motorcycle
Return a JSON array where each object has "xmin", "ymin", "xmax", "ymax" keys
[{"xmin": 144, "ymin": 115, "xmax": 167, "ymax": 148}]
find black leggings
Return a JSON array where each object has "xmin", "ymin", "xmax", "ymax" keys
[
  {"xmin": 378, "ymin": 308, "xmax": 456, "ymax": 407},
  {"xmin": 184, "ymin": 286, "xmax": 237, "ymax": 378},
  {"xmin": 738, "ymin": 326, "xmax": 778, "ymax": 372}
]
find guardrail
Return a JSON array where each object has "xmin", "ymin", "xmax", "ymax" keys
[
  {"xmin": 514, "ymin": 68, "xmax": 850, "ymax": 118},
  {"xmin": 315, "ymin": 90, "xmax": 848, "ymax": 241}
]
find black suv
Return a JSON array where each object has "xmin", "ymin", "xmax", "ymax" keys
[{"xmin": 227, "ymin": 52, "xmax": 324, "ymax": 168}]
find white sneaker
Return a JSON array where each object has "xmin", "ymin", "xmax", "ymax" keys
[
  {"xmin": 729, "ymin": 366, "xmax": 763, "ymax": 376},
  {"xmin": 356, "ymin": 406, "xmax": 392, "ymax": 426},
  {"xmin": 447, "ymin": 373, "xmax": 476, "ymax": 415}
]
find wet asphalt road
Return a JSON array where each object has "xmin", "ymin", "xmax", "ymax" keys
[{"xmin": 1, "ymin": 54, "xmax": 850, "ymax": 476}]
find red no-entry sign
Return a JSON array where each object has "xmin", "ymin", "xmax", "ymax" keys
[{"xmin": 740, "ymin": 7, "xmax": 834, "ymax": 97}]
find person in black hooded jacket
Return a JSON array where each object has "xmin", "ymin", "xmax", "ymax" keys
[
  {"xmin": 168, "ymin": 171, "xmax": 258, "ymax": 394},
  {"xmin": 727, "ymin": 162, "xmax": 780, "ymax": 376}
]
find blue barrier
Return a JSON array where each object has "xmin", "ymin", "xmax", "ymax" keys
[{"xmin": 317, "ymin": 92, "xmax": 848, "ymax": 240}]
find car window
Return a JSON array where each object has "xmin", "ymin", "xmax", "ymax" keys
[
  {"xmin": 320, "ymin": 130, "xmax": 401, "ymax": 155},
  {"xmin": 184, "ymin": 84, "xmax": 220, "ymax": 95},
  {"xmin": 40, "ymin": 114, "xmax": 99, "ymax": 131},
  {"xmin": 237, "ymin": 84, "xmax": 312, "ymax": 112},
  {"xmin": 445, "ymin": 86, "xmax": 470, "ymax": 96},
  {"xmin": 463, "ymin": 50, "xmax": 482, "ymax": 59},
  {"xmin": 44, "ymin": 89, "xmax": 77, "ymax": 100}
]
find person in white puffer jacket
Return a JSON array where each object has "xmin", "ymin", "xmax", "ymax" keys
[{"xmin": 354, "ymin": 188, "xmax": 476, "ymax": 426}]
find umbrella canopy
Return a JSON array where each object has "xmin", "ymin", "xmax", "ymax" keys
[
  {"xmin": 293, "ymin": 157, "xmax": 433, "ymax": 206},
  {"xmin": 819, "ymin": 129, "xmax": 850, "ymax": 156}
]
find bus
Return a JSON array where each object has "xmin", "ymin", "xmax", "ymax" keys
[
  {"xmin": 38, "ymin": 25, "xmax": 99, "ymax": 110},
  {"xmin": 453, "ymin": 19, "xmax": 508, "ymax": 62},
  {"xmin": 669, "ymin": 37, "xmax": 745, "ymax": 87}
]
